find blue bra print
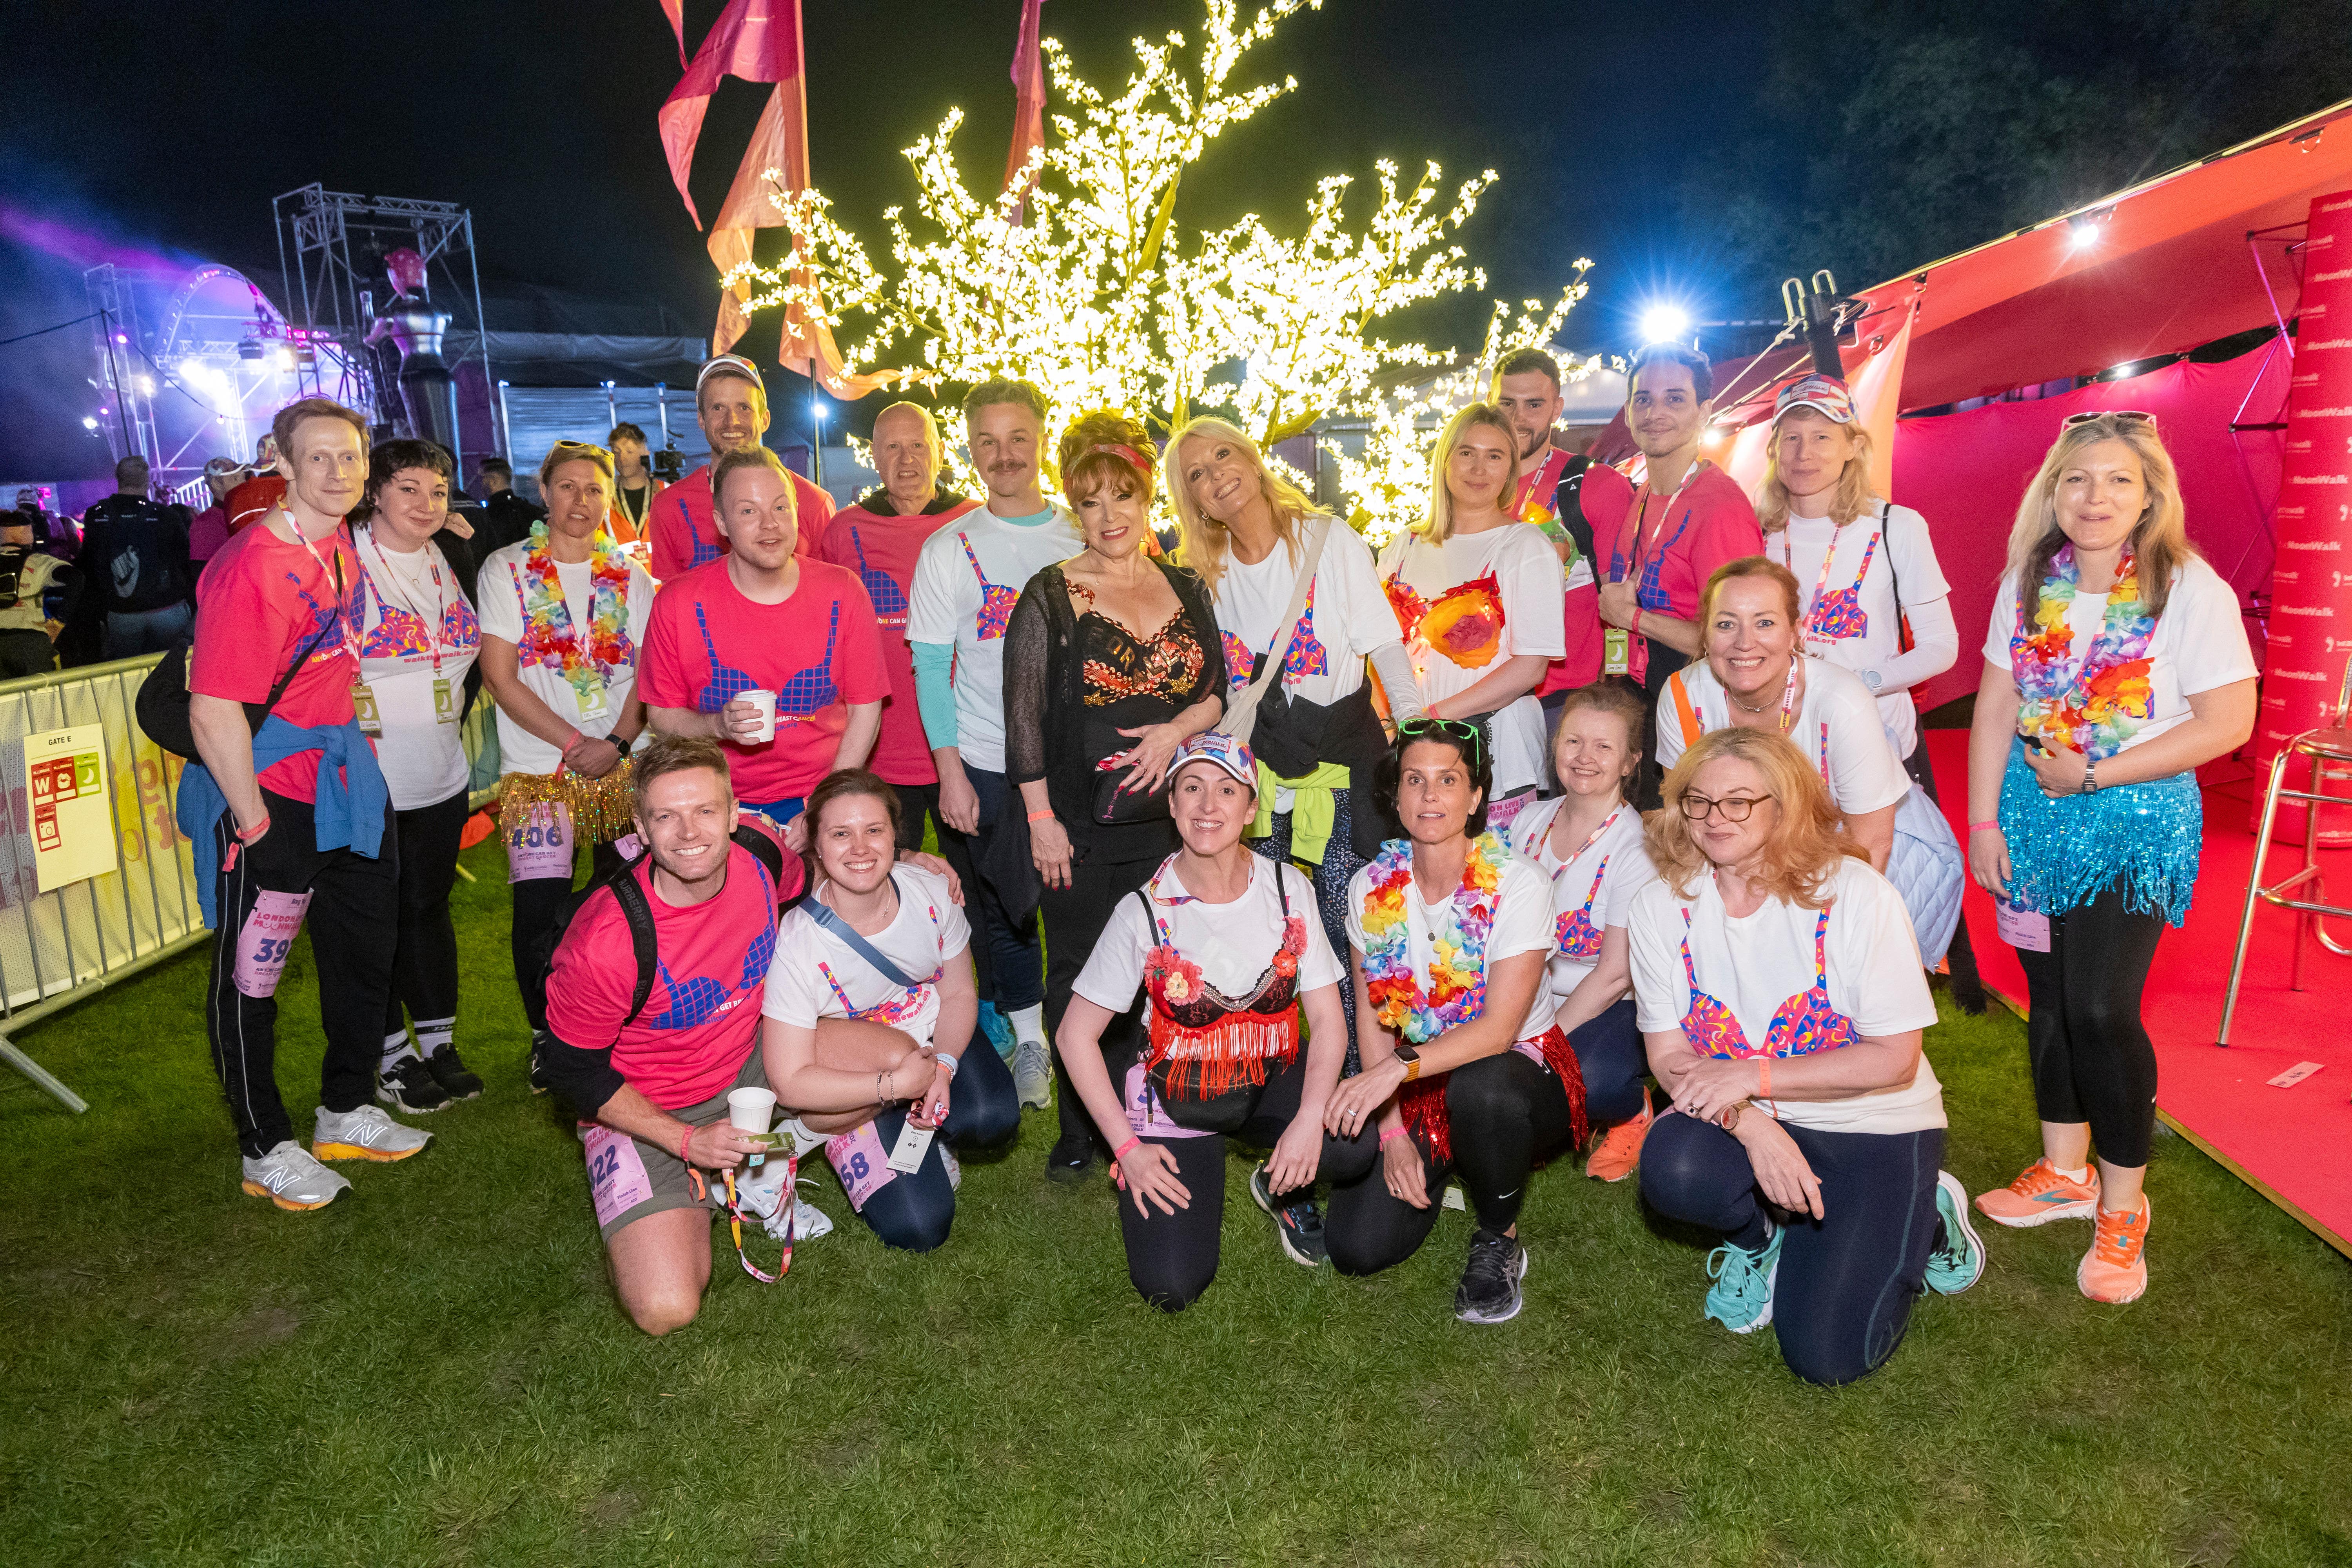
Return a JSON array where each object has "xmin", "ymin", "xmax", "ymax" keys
[
  {"xmin": 849, "ymin": 527, "xmax": 908, "ymax": 626},
  {"xmin": 694, "ymin": 599, "xmax": 842, "ymax": 720},
  {"xmin": 645, "ymin": 867, "xmax": 778, "ymax": 1031},
  {"xmin": 693, "ymin": 602, "xmax": 758, "ymax": 712}
]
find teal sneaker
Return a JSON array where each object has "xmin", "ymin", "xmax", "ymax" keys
[
  {"xmin": 1925, "ymin": 1169, "xmax": 1987, "ymax": 1295},
  {"xmin": 1704, "ymin": 1225, "xmax": 1783, "ymax": 1335},
  {"xmin": 977, "ymin": 1002, "xmax": 1016, "ymax": 1061}
]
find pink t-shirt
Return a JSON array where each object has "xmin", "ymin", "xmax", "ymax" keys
[
  {"xmin": 637, "ymin": 557, "xmax": 891, "ymax": 804},
  {"xmin": 190, "ymin": 518, "xmax": 367, "ymax": 803},
  {"xmin": 647, "ymin": 463, "xmax": 837, "ymax": 582},
  {"xmin": 1604, "ymin": 462, "xmax": 1762, "ymax": 680},
  {"xmin": 545, "ymin": 831, "xmax": 802, "ymax": 1110},
  {"xmin": 816, "ymin": 497, "xmax": 980, "ymax": 787}
]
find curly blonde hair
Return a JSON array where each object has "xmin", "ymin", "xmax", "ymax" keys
[
  {"xmin": 1165, "ymin": 417, "xmax": 1327, "ymax": 594},
  {"xmin": 1643, "ymin": 728, "xmax": 1866, "ymax": 909}
]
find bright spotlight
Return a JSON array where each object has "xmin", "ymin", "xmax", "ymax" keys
[
  {"xmin": 2066, "ymin": 209, "xmax": 2111, "ymax": 252},
  {"xmin": 82, "ymin": 416, "xmax": 99, "ymax": 430},
  {"xmin": 1638, "ymin": 304, "xmax": 1692, "ymax": 345},
  {"xmin": 812, "ymin": 399, "xmax": 829, "ymax": 424}
]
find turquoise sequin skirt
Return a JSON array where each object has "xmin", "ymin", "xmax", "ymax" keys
[{"xmin": 1998, "ymin": 741, "xmax": 2203, "ymax": 927}]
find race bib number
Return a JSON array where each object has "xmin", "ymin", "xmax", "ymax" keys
[
  {"xmin": 582, "ymin": 1123, "xmax": 654, "ymax": 1229},
  {"xmin": 231, "ymin": 889, "xmax": 313, "ymax": 998},
  {"xmin": 1996, "ymin": 899, "xmax": 2051, "ymax": 953},
  {"xmin": 506, "ymin": 803, "xmax": 575, "ymax": 884},
  {"xmin": 1122, "ymin": 1062, "xmax": 1215, "ymax": 1140},
  {"xmin": 825, "ymin": 1121, "xmax": 898, "ymax": 1212}
]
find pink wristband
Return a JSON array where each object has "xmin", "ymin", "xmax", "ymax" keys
[
  {"xmin": 1968, "ymin": 820, "xmax": 1999, "ymax": 834},
  {"xmin": 678, "ymin": 1125, "xmax": 695, "ymax": 1166},
  {"xmin": 1758, "ymin": 1059, "xmax": 1772, "ymax": 1100},
  {"xmin": 1378, "ymin": 1125, "xmax": 1408, "ymax": 1145},
  {"xmin": 1111, "ymin": 1136, "xmax": 1140, "ymax": 1162}
]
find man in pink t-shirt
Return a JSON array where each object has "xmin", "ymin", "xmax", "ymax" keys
[
  {"xmin": 183, "ymin": 397, "xmax": 420, "ymax": 1213},
  {"xmin": 646, "ymin": 356, "xmax": 835, "ymax": 581},
  {"xmin": 1492, "ymin": 347, "xmax": 1630, "ymax": 699},
  {"xmin": 639, "ymin": 445, "xmax": 887, "ymax": 824}
]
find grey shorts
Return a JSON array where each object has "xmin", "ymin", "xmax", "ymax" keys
[{"xmin": 584, "ymin": 1049, "xmax": 768, "ymax": 1243}]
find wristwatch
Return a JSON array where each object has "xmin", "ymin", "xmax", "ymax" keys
[
  {"xmin": 1393, "ymin": 1044, "xmax": 1422, "ymax": 1083},
  {"xmin": 1717, "ymin": 1100, "xmax": 1746, "ymax": 1132},
  {"xmin": 2082, "ymin": 758, "xmax": 2098, "ymax": 795},
  {"xmin": 610, "ymin": 731, "xmax": 633, "ymax": 759}
]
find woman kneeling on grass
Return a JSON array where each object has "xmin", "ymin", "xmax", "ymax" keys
[
  {"xmin": 1630, "ymin": 728, "xmax": 1984, "ymax": 1384},
  {"xmin": 1059, "ymin": 732, "xmax": 1374, "ymax": 1307},
  {"xmin": 1322, "ymin": 720, "xmax": 1589, "ymax": 1325},
  {"xmin": 760, "ymin": 770, "xmax": 1020, "ymax": 1251}
]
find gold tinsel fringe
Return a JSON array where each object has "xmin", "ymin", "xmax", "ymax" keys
[{"xmin": 497, "ymin": 763, "xmax": 637, "ymax": 846}]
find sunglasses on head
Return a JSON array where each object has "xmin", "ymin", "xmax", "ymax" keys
[
  {"xmin": 551, "ymin": 439, "xmax": 612, "ymax": 456},
  {"xmin": 2061, "ymin": 410, "xmax": 2156, "ymax": 433},
  {"xmin": 1396, "ymin": 716, "xmax": 1485, "ymax": 771}
]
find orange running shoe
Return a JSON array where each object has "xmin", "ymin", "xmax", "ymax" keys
[
  {"xmin": 1586, "ymin": 1090, "xmax": 1652, "ymax": 1183},
  {"xmin": 2078, "ymin": 1196, "xmax": 2151, "ymax": 1304},
  {"xmin": 1973, "ymin": 1157, "xmax": 2101, "ymax": 1228}
]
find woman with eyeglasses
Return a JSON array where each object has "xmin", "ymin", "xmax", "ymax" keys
[
  {"xmin": 1322, "ymin": 720, "xmax": 1587, "ymax": 1325},
  {"xmin": 1506, "ymin": 682, "xmax": 1659, "ymax": 1181},
  {"xmin": 1965, "ymin": 411, "xmax": 2255, "ymax": 1305},
  {"xmin": 1004, "ymin": 411, "xmax": 1227, "ymax": 1182},
  {"xmin": 1376, "ymin": 403, "xmax": 1566, "ymax": 825},
  {"xmin": 1653, "ymin": 557, "xmax": 1911, "ymax": 870},
  {"xmin": 476, "ymin": 442, "xmax": 655, "ymax": 1082},
  {"xmin": 1630, "ymin": 727, "xmax": 1983, "ymax": 1384}
]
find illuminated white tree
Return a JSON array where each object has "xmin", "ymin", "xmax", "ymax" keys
[{"xmin": 726, "ymin": 0, "xmax": 1598, "ymax": 542}]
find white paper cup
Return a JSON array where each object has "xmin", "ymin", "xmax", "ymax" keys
[
  {"xmin": 726, "ymin": 1086, "xmax": 777, "ymax": 1134},
  {"xmin": 740, "ymin": 688, "xmax": 778, "ymax": 744}
]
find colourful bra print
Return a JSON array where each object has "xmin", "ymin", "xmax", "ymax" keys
[
  {"xmin": 1804, "ymin": 530, "xmax": 1882, "ymax": 642},
  {"xmin": 960, "ymin": 533, "xmax": 1018, "ymax": 641},
  {"xmin": 359, "ymin": 573, "xmax": 479, "ymax": 661},
  {"xmin": 849, "ymin": 526, "xmax": 909, "ymax": 627},
  {"xmin": 1082, "ymin": 606, "xmax": 1204, "ymax": 705},
  {"xmin": 1385, "ymin": 568, "xmax": 1506, "ymax": 671},
  {"xmin": 1223, "ymin": 579, "xmax": 1329, "ymax": 691},
  {"xmin": 819, "ymin": 960, "xmax": 934, "ymax": 1029},
  {"xmin": 1676, "ymin": 904, "xmax": 1858, "ymax": 1060},
  {"xmin": 1553, "ymin": 854, "xmax": 1610, "ymax": 962}
]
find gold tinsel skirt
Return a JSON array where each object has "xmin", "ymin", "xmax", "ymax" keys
[{"xmin": 497, "ymin": 762, "xmax": 637, "ymax": 848}]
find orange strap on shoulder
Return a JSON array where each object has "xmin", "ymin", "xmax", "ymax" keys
[{"xmin": 1668, "ymin": 670, "xmax": 1702, "ymax": 748}]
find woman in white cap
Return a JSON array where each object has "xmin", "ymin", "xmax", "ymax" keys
[{"xmin": 1057, "ymin": 731, "xmax": 1373, "ymax": 1307}]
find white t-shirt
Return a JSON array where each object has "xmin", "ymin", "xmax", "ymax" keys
[
  {"xmin": 1657, "ymin": 657, "xmax": 1911, "ymax": 818},
  {"xmin": 475, "ymin": 539, "xmax": 657, "ymax": 776},
  {"xmin": 906, "ymin": 503, "xmax": 1082, "ymax": 774},
  {"xmin": 1074, "ymin": 854, "xmax": 1343, "ymax": 1014},
  {"xmin": 353, "ymin": 529, "xmax": 481, "ymax": 810},
  {"xmin": 1629, "ymin": 857, "xmax": 1944, "ymax": 1135},
  {"xmin": 1506, "ymin": 797, "xmax": 1658, "ymax": 1004},
  {"xmin": 762, "ymin": 866, "xmax": 970, "ymax": 1053},
  {"xmin": 1375, "ymin": 523, "xmax": 1567, "ymax": 795},
  {"xmin": 1771, "ymin": 503, "xmax": 1949, "ymax": 756},
  {"xmin": 1211, "ymin": 520, "xmax": 1399, "ymax": 711},
  {"xmin": 1343, "ymin": 845, "xmax": 1557, "ymax": 1044},
  {"xmin": 1981, "ymin": 554, "xmax": 2256, "ymax": 756}
]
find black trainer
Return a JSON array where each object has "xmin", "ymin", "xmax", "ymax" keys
[
  {"xmin": 1046, "ymin": 1134, "xmax": 1098, "ymax": 1184},
  {"xmin": 1454, "ymin": 1227, "xmax": 1529, "ymax": 1324},
  {"xmin": 423, "ymin": 1045, "xmax": 485, "ymax": 1102},
  {"xmin": 1249, "ymin": 1163, "xmax": 1328, "ymax": 1267},
  {"xmin": 376, "ymin": 1055, "xmax": 452, "ymax": 1114},
  {"xmin": 528, "ymin": 1030, "xmax": 555, "ymax": 1096}
]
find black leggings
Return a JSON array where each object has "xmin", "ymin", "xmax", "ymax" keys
[
  {"xmin": 510, "ymin": 840, "xmax": 627, "ymax": 1032},
  {"xmin": 1117, "ymin": 1045, "xmax": 1378, "ymax": 1311},
  {"xmin": 891, "ymin": 781, "xmax": 991, "ymax": 1000},
  {"xmin": 1327, "ymin": 1051, "xmax": 1577, "ymax": 1275},
  {"xmin": 2016, "ymin": 886, "xmax": 2166, "ymax": 1168},
  {"xmin": 1571, "ymin": 998, "xmax": 1646, "ymax": 1127},
  {"xmin": 1641, "ymin": 1112, "xmax": 1944, "ymax": 1387},
  {"xmin": 1247, "ymin": 789, "xmax": 1365, "ymax": 1072},
  {"xmin": 383, "ymin": 788, "xmax": 469, "ymax": 1038},
  {"xmin": 843, "ymin": 1042, "xmax": 1023, "ymax": 1252},
  {"xmin": 1042, "ymin": 854, "xmax": 1160, "ymax": 1154}
]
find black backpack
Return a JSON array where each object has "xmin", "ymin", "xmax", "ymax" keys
[{"xmin": 534, "ymin": 824, "xmax": 789, "ymax": 1029}]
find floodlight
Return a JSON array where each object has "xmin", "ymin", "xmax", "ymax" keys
[{"xmin": 1638, "ymin": 304, "xmax": 1692, "ymax": 345}]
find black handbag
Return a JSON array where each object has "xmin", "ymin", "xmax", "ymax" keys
[
  {"xmin": 1087, "ymin": 717, "xmax": 1171, "ymax": 825},
  {"xmin": 135, "ymin": 557, "xmax": 342, "ymax": 759}
]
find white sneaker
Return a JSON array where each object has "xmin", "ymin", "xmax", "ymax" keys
[
  {"xmin": 783, "ymin": 1194, "xmax": 834, "ymax": 1244},
  {"xmin": 941, "ymin": 1144, "xmax": 962, "ymax": 1191},
  {"xmin": 1013, "ymin": 1039, "xmax": 1053, "ymax": 1109},
  {"xmin": 312, "ymin": 1103, "xmax": 432, "ymax": 1163},
  {"xmin": 737, "ymin": 1166, "xmax": 834, "ymax": 1244},
  {"xmin": 241, "ymin": 1140, "xmax": 351, "ymax": 1211}
]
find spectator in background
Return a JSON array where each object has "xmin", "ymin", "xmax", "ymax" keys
[
  {"xmin": 225, "ymin": 436, "xmax": 286, "ymax": 536},
  {"xmin": 0, "ymin": 505, "xmax": 78, "ymax": 677},
  {"xmin": 78, "ymin": 454, "xmax": 194, "ymax": 658},
  {"xmin": 647, "ymin": 355, "xmax": 835, "ymax": 580},
  {"xmin": 474, "ymin": 457, "xmax": 546, "ymax": 555},
  {"xmin": 608, "ymin": 422, "xmax": 664, "ymax": 546},
  {"xmin": 188, "ymin": 457, "xmax": 247, "ymax": 567},
  {"xmin": 14, "ymin": 488, "xmax": 76, "ymax": 560}
]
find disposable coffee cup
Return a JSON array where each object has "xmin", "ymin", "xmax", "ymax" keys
[
  {"xmin": 727, "ymin": 1086, "xmax": 777, "ymax": 1134},
  {"xmin": 740, "ymin": 688, "xmax": 778, "ymax": 744}
]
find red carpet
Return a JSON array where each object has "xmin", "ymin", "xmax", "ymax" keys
[{"xmin": 1926, "ymin": 731, "xmax": 2352, "ymax": 1256}]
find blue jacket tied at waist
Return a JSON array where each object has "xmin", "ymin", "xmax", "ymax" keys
[{"xmin": 177, "ymin": 715, "xmax": 390, "ymax": 926}]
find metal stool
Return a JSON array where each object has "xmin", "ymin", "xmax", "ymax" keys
[{"xmin": 2218, "ymin": 657, "xmax": 2352, "ymax": 1044}]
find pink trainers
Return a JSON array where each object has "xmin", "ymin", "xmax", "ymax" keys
[
  {"xmin": 2078, "ymin": 1196, "xmax": 2151, "ymax": 1304},
  {"xmin": 1974, "ymin": 1157, "xmax": 2101, "ymax": 1229}
]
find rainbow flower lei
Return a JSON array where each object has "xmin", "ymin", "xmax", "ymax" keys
[
  {"xmin": 519, "ymin": 521, "xmax": 635, "ymax": 708},
  {"xmin": 1359, "ymin": 831, "xmax": 1509, "ymax": 1044},
  {"xmin": 2010, "ymin": 543, "xmax": 2156, "ymax": 762}
]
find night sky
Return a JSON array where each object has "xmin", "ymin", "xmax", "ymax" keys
[{"xmin": 3, "ymin": 0, "xmax": 1774, "ymax": 476}]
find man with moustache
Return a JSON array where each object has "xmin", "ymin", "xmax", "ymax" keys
[
  {"xmin": 646, "ymin": 356, "xmax": 835, "ymax": 581},
  {"xmin": 906, "ymin": 379, "xmax": 1078, "ymax": 1109}
]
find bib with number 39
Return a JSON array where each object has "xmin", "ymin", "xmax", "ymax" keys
[{"xmin": 231, "ymin": 889, "xmax": 313, "ymax": 998}]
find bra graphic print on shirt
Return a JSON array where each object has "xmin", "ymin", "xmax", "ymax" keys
[
  {"xmin": 814, "ymin": 876, "xmax": 947, "ymax": 1027},
  {"xmin": 359, "ymin": 564, "xmax": 479, "ymax": 660},
  {"xmin": 848, "ymin": 526, "xmax": 909, "ymax": 627},
  {"xmin": 1555, "ymin": 855, "xmax": 1611, "ymax": 961},
  {"xmin": 1223, "ymin": 579, "xmax": 1329, "ymax": 691},
  {"xmin": 691, "ymin": 599, "xmax": 841, "ymax": 720},
  {"xmin": 646, "ymin": 875, "xmax": 779, "ymax": 1031},
  {"xmin": 959, "ymin": 533, "xmax": 1018, "ymax": 641},
  {"xmin": 1676, "ymin": 904, "xmax": 1858, "ymax": 1060},
  {"xmin": 1384, "ymin": 556, "xmax": 1506, "ymax": 671}
]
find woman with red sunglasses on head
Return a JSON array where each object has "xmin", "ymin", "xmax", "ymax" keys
[
  {"xmin": 1965, "ymin": 411, "xmax": 2256, "ymax": 1305},
  {"xmin": 1631, "ymin": 727, "xmax": 1983, "ymax": 1385}
]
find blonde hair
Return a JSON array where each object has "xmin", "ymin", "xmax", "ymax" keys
[
  {"xmin": 709, "ymin": 444, "xmax": 794, "ymax": 512},
  {"xmin": 2005, "ymin": 413, "xmax": 2194, "ymax": 620},
  {"xmin": 1166, "ymin": 417, "xmax": 1327, "ymax": 595},
  {"xmin": 1643, "ymin": 728, "xmax": 1867, "ymax": 909},
  {"xmin": 1417, "ymin": 402, "xmax": 1523, "ymax": 546},
  {"xmin": 1757, "ymin": 410, "xmax": 1876, "ymax": 531}
]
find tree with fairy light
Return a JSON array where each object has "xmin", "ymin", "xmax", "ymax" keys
[{"xmin": 726, "ymin": 0, "xmax": 1601, "ymax": 544}]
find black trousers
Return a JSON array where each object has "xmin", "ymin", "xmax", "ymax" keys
[
  {"xmin": 1641, "ymin": 1112, "xmax": 1944, "ymax": 1387},
  {"xmin": 949, "ymin": 766, "xmax": 1045, "ymax": 1012},
  {"xmin": 890, "ymin": 780, "xmax": 991, "ymax": 1001},
  {"xmin": 1042, "ymin": 851, "xmax": 1161, "ymax": 1153},
  {"xmin": 383, "ymin": 787, "xmax": 469, "ymax": 1038},
  {"xmin": 509, "ymin": 840, "xmax": 627, "ymax": 1033},
  {"xmin": 206, "ymin": 791, "xmax": 399, "ymax": 1159},
  {"xmin": 1327, "ymin": 1050, "xmax": 1578, "ymax": 1274},
  {"xmin": 1117, "ymin": 1044, "xmax": 1379, "ymax": 1311},
  {"xmin": 2016, "ymin": 886, "xmax": 2166, "ymax": 1168}
]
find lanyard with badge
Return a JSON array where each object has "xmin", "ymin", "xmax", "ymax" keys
[
  {"xmin": 363, "ymin": 530, "xmax": 461, "ymax": 724},
  {"xmin": 287, "ymin": 517, "xmax": 371, "ymax": 733},
  {"xmin": 1606, "ymin": 466, "xmax": 1696, "ymax": 676}
]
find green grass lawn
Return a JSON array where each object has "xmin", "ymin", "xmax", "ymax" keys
[{"xmin": 2, "ymin": 833, "xmax": 2348, "ymax": 1567}]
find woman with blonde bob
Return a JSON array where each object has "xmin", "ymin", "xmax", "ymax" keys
[
  {"xmin": 1169, "ymin": 416, "xmax": 1426, "ymax": 1062},
  {"xmin": 1964, "ymin": 411, "xmax": 2255, "ymax": 1305},
  {"xmin": 1375, "ymin": 403, "xmax": 1566, "ymax": 815},
  {"xmin": 1630, "ymin": 727, "xmax": 1982, "ymax": 1384}
]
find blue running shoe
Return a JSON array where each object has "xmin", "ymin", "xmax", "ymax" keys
[
  {"xmin": 1926, "ymin": 1169, "xmax": 1987, "ymax": 1295},
  {"xmin": 1704, "ymin": 1225, "xmax": 1783, "ymax": 1335},
  {"xmin": 977, "ymin": 1001, "xmax": 1016, "ymax": 1061}
]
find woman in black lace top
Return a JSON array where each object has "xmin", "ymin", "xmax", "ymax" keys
[{"xmin": 1005, "ymin": 410, "xmax": 1226, "ymax": 1180}]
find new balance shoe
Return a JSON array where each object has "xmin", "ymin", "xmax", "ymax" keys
[
  {"xmin": 376, "ymin": 1055, "xmax": 451, "ymax": 1114},
  {"xmin": 1013, "ymin": 1039, "xmax": 1053, "ymax": 1110},
  {"xmin": 423, "ymin": 1045, "xmax": 484, "ymax": 1101},
  {"xmin": 1585, "ymin": 1090, "xmax": 1653, "ymax": 1183},
  {"xmin": 1975, "ymin": 1157, "xmax": 2100, "ymax": 1228},
  {"xmin": 240, "ymin": 1141, "xmax": 350, "ymax": 1212},
  {"xmin": 1704, "ymin": 1225, "xmax": 1783, "ymax": 1334},
  {"xmin": 1249, "ymin": 1162, "xmax": 1328, "ymax": 1268},
  {"xmin": 312, "ymin": 1103, "xmax": 432, "ymax": 1163},
  {"xmin": 1925, "ymin": 1169, "xmax": 1987, "ymax": 1295},
  {"xmin": 1454, "ymin": 1227, "xmax": 1529, "ymax": 1324},
  {"xmin": 2078, "ymin": 1196, "xmax": 2152, "ymax": 1305}
]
